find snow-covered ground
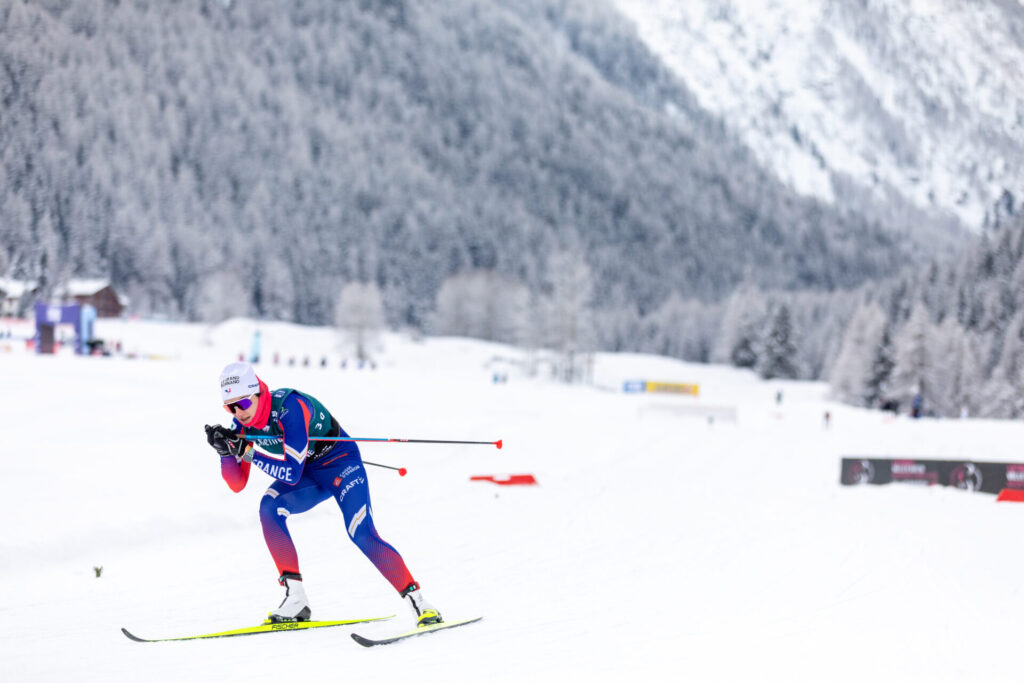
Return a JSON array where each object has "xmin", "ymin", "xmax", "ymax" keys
[{"xmin": 2, "ymin": 318, "xmax": 1023, "ymax": 682}]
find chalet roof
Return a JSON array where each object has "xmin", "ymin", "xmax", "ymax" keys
[
  {"xmin": 0, "ymin": 278, "xmax": 125, "ymax": 307},
  {"xmin": 63, "ymin": 279, "xmax": 112, "ymax": 296},
  {"xmin": 0, "ymin": 278, "xmax": 38, "ymax": 298}
]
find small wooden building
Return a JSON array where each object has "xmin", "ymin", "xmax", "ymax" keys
[
  {"xmin": 59, "ymin": 279, "xmax": 126, "ymax": 318},
  {"xmin": 0, "ymin": 279, "xmax": 38, "ymax": 318}
]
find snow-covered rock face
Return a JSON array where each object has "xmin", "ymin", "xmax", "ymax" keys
[{"xmin": 613, "ymin": 0, "xmax": 1024, "ymax": 231}]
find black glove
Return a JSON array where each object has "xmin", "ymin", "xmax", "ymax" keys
[{"xmin": 205, "ymin": 424, "xmax": 245, "ymax": 458}]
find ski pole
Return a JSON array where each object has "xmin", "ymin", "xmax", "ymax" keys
[{"xmin": 246, "ymin": 436, "xmax": 503, "ymax": 449}]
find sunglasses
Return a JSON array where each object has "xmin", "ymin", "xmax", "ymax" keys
[{"xmin": 224, "ymin": 394, "xmax": 257, "ymax": 413}]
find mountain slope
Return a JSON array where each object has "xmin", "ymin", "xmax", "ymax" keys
[
  {"xmin": 0, "ymin": 0, "xmax": 959, "ymax": 327},
  {"xmin": 614, "ymin": 0, "xmax": 1024, "ymax": 231}
]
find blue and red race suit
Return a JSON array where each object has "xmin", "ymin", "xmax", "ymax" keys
[{"xmin": 219, "ymin": 383, "xmax": 415, "ymax": 592}]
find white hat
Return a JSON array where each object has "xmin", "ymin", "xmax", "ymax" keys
[{"xmin": 219, "ymin": 362, "xmax": 260, "ymax": 402}]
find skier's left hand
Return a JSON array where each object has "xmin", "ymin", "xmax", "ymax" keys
[{"xmin": 205, "ymin": 424, "xmax": 244, "ymax": 458}]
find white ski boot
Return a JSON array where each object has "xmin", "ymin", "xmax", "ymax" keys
[
  {"xmin": 401, "ymin": 582, "xmax": 442, "ymax": 628},
  {"xmin": 267, "ymin": 573, "xmax": 311, "ymax": 623}
]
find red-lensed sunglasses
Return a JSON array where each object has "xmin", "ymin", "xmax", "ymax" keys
[{"xmin": 224, "ymin": 394, "xmax": 257, "ymax": 414}]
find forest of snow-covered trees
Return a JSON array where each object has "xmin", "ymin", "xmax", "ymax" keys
[
  {"xmin": 1, "ymin": 2, "xmax": 951, "ymax": 317},
  {"xmin": 3, "ymin": 0, "xmax": 1022, "ymax": 416},
  {"xmin": 827, "ymin": 212, "xmax": 1024, "ymax": 419}
]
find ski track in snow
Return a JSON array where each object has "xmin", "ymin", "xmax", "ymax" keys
[{"xmin": 2, "ymin": 317, "xmax": 1023, "ymax": 682}]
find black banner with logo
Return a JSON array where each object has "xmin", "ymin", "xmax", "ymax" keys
[{"xmin": 840, "ymin": 458, "xmax": 1024, "ymax": 495}]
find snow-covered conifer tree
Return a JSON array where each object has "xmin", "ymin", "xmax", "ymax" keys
[
  {"xmin": 196, "ymin": 269, "xmax": 249, "ymax": 323},
  {"xmin": 759, "ymin": 304, "xmax": 799, "ymax": 379},
  {"xmin": 889, "ymin": 303, "xmax": 935, "ymax": 412},
  {"xmin": 829, "ymin": 302, "xmax": 887, "ymax": 405},
  {"xmin": 546, "ymin": 250, "xmax": 594, "ymax": 383},
  {"xmin": 977, "ymin": 311, "xmax": 1024, "ymax": 417},
  {"xmin": 431, "ymin": 274, "xmax": 475, "ymax": 339},
  {"xmin": 927, "ymin": 317, "xmax": 982, "ymax": 417},
  {"xmin": 431, "ymin": 270, "xmax": 529, "ymax": 345},
  {"xmin": 335, "ymin": 281, "xmax": 385, "ymax": 362},
  {"xmin": 714, "ymin": 285, "xmax": 765, "ymax": 369},
  {"xmin": 863, "ymin": 320, "xmax": 895, "ymax": 408}
]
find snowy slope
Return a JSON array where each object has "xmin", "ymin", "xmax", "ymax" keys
[
  {"xmin": 613, "ymin": 0, "xmax": 1024, "ymax": 230},
  {"xmin": 3, "ymin": 318, "xmax": 1024, "ymax": 682}
]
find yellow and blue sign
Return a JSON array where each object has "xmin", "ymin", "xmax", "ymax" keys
[{"xmin": 623, "ymin": 380, "xmax": 699, "ymax": 396}]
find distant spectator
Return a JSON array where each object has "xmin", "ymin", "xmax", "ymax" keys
[
  {"xmin": 249, "ymin": 329, "xmax": 262, "ymax": 364},
  {"xmin": 880, "ymin": 399, "xmax": 900, "ymax": 414}
]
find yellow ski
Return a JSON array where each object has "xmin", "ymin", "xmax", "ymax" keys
[
  {"xmin": 122, "ymin": 615, "xmax": 394, "ymax": 642},
  {"xmin": 350, "ymin": 616, "xmax": 482, "ymax": 647}
]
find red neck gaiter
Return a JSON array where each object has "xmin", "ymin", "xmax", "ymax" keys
[{"xmin": 241, "ymin": 379, "xmax": 272, "ymax": 430}]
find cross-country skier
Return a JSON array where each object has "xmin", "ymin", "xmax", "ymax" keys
[{"xmin": 205, "ymin": 361, "xmax": 441, "ymax": 627}]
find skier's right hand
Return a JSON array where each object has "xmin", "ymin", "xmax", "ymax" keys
[{"xmin": 205, "ymin": 424, "xmax": 244, "ymax": 458}]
